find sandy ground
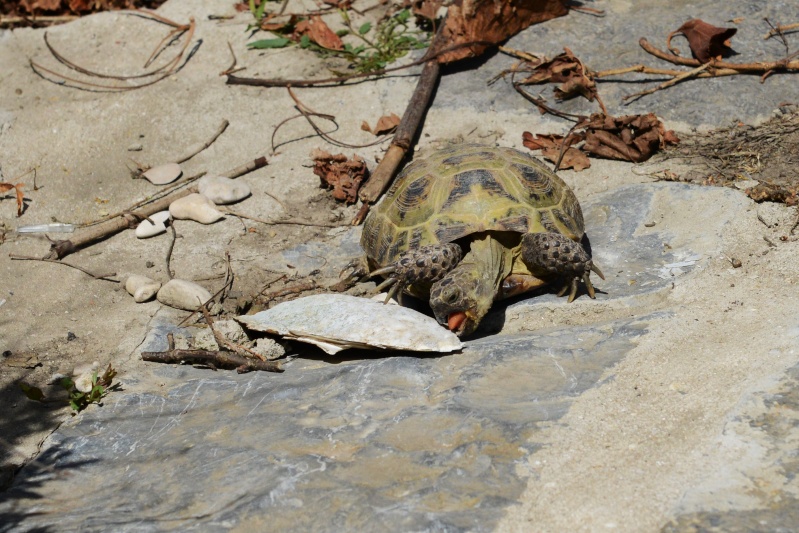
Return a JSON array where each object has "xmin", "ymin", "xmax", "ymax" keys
[{"xmin": 2, "ymin": 0, "xmax": 799, "ymax": 530}]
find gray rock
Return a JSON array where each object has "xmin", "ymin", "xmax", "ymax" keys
[{"xmin": 0, "ymin": 183, "xmax": 749, "ymax": 532}]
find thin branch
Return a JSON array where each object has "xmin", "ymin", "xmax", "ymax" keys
[
  {"xmin": 623, "ymin": 62, "xmax": 711, "ymax": 103},
  {"xmin": 43, "ymin": 157, "xmax": 265, "ymax": 260},
  {"xmin": 353, "ymin": 18, "xmax": 452, "ymax": 217},
  {"xmin": 285, "ymin": 87, "xmax": 390, "ymax": 149},
  {"xmin": 141, "ymin": 347, "xmax": 282, "ymax": 373},
  {"xmin": 225, "ymin": 40, "xmax": 493, "ymax": 88},
  {"xmin": 638, "ymin": 37, "xmax": 799, "ymax": 73},
  {"xmin": 222, "ymin": 209, "xmax": 344, "ymax": 228},
  {"xmin": 165, "ymin": 219, "xmax": 177, "ymax": 279},
  {"xmin": 9, "ymin": 255, "xmax": 118, "ymax": 282},
  {"xmin": 175, "ymin": 119, "xmax": 229, "ymax": 164}
]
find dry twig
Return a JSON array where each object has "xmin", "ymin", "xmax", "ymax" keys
[{"xmin": 9, "ymin": 255, "xmax": 118, "ymax": 282}]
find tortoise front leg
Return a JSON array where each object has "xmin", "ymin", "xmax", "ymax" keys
[
  {"xmin": 371, "ymin": 243, "xmax": 463, "ymax": 303},
  {"xmin": 520, "ymin": 233, "xmax": 604, "ymax": 302}
]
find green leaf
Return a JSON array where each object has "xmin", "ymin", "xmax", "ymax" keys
[
  {"xmin": 396, "ymin": 9, "xmax": 410, "ymax": 23},
  {"xmin": 70, "ymin": 400, "xmax": 81, "ymax": 412},
  {"xmin": 60, "ymin": 377, "xmax": 75, "ymax": 391},
  {"xmin": 19, "ymin": 382, "xmax": 45, "ymax": 402},
  {"xmin": 359, "ymin": 22, "xmax": 372, "ymax": 35},
  {"xmin": 255, "ymin": 0, "xmax": 268, "ymax": 20},
  {"xmin": 300, "ymin": 35, "xmax": 312, "ymax": 48},
  {"xmin": 336, "ymin": 29, "xmax": 349, "ymax": 37},
  {"xmin": 248, "ymin": 38, "xmax": 292, "ymax": 49}
]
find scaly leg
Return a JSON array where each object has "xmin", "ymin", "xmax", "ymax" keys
[
  {"xmin": 520, "ymin": 232, "xmax": 604, "ymax": 302},
  {"xmin": 370, "ymin": 243, "xmax": 463, "ymax": 303}
]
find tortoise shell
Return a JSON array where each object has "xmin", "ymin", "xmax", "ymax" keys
[{"xmin": 362, "ymin": 143, "xmax": 585, "ymax": 268}]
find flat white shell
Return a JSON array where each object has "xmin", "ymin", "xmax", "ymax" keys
[
  {"xmin": 143, "ymin": 163, "xmax": 182, "ymax": 185},
  {"xmin": 135, "ymin": 210, "xmax": 171, "ymax": 238},
  {"xmin": 169, "ymin": 193, "xmax": 224, "ymax": 224},
  {"xmin": 198, "ymin": 176, "xmax": 251, "ymax": 205},
  {"xmin": 236, "ymin": 294, "xmax": 463, "ymax": 355}
]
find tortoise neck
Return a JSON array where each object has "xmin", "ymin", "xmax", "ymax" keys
[{"xmin": 459, "ymin": 232, "xmax": 514, "ymax": 307}]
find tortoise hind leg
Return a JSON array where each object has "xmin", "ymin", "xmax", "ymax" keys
[
  {"xmin": 371, "ymin": 243, "xmax": 463, "ymax": 303},
  {"xmin": 520, "ymin": 232, "xmax": 604, "ymax": 302}
]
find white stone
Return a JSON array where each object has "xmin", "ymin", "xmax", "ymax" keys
[
  {"xmin": 143, "ymin": 163, "xmax": 182, "ymax": 185},
  {"xmin": 135, "ymin": 210, "xmax": 171, "ymax": 238},
  {"xmin": 125, "ymin": 274, "xmax": 161, "ymax": 303},
  {"xmin": 253, "ymin": 338, "xmax": 286, "ymax": 360},
  {"xmin": 169, "ymin": 193, "xmax": 224, "ymax": 224},
  {"xmin": 198, "ymin": 176, "xmax": 251, "ymax": 205},
  {"xmin": 157, "ymin": 279, "xmax": 213, "ymax": 311},
  {"xmin": 237, "ymin": 294, "xmax": 463, "ymax": 354}
]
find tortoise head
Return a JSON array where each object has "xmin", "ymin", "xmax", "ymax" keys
[{"xmin": 429, "ymin": 263, "xmax": 496, "ymax": 337}]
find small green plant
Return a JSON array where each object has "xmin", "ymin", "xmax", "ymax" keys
[
  {"xmin": 18, "ymin": 364, "xmax": 119, "ymax": 413},
  {"xmin": 248, "ymin": 8, "xmax": 430, "ymax": 75},
  {"xmin": 59, "ymin": 364, "xmax": 119, "ymax": 413}
]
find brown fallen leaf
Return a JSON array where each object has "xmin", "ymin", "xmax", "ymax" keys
[
  {"xmin": 361, "ymin": 113, "xmax": 401, "ymax": 136},
  {"xmin": 312, "ymin": 149, "xmax": 369, "ymax": 204},
  {"xmin": 411, "ymin": 0, "xmax": 444, "ymax": 22},
  {"xmin": 437, "ymin": 0, "xmax": 568, "ymax": 64},
  {"xmin": 667, "ymin": 19, "xmax": 737, "ymax": 63},
  {"xmin": 518, "ymin": 47, "xmax": 598, "ymax": 103},
  {"xmin": 0, "ymin": 182, "xmax": 25, "ymax": 217},
  {"xmin": 19, "ymin": 0, "xmax": 61, "ymax": 11},
  {"xmin": 294, "ymin": 15, "xmax": 344, "ymax": 50},
  {"xmin": 581, "ymin": 113, "xmax": 679, "ymax": 163},
  {"xmin": 521, "ymin": 131, "xmax": 590, "ymax": 171},
  {"xmin": 260, "ymin": 14, "xmax": 300, "ymax": 32}
]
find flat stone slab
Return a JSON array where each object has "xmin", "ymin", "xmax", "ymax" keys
[{"xmin": 0, "ymin": 183, "xmax": 752, "ymax": 531}]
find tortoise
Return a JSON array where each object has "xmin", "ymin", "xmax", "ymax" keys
[{"xmin": 356, "ymin": 143, "xmax": 604, "ymax": 337}]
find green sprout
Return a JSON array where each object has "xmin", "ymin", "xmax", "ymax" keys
[
  {"xmin": 59, "ymin": 364, "xmax": 119, "ymax": 413},
  {"xmin": 248, "ymin": 8, "xmax": 430, "ymax": 75}
]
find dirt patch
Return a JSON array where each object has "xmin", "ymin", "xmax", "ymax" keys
[{"xmin": 659, "ymin": 104, "xmax": 799, "ymax": 206}]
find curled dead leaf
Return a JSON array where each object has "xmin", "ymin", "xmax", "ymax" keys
[
  {"xmin": 294, "ymin": 15, "xmax": 344, "ymax": 50},
  {"xmin": 581, "ymin": 113, "xmax": 679, "ymax": 163},
  {"xmin": 437, "ymin": 0, "xmax": 568, "ymax": 64},
  {"xmin": 517, "ymin": 48, "xmax": 598, "ymax": 103},
  {"xmin": 411, "ymin": 0, "xmax": 444, "ymax": 22},
  {"xmin": 522, "ymin": 132, "xmax": 590, "ymax": 171},
  {"xmin": 311, "ymin": 150, "xmax": 369, "ymax": 204},
  {"xmin": 361, "ymin": 113, "xmax": 401, "ymax": 136},
  {"xmin": 522, "ymin": 113, "xmax": 679, "ymax": 169},
  {"xmin": 666, "ymin": 19, "xmax": 737, "ymax": 63}
]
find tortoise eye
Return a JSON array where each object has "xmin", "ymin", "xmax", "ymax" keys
[{"xmin": 444, "ymin": 288, "xmax": 461, "ymax": 304}]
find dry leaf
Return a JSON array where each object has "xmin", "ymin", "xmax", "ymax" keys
[
  {"xmin": 19, "ymin": 0, "xmax": 62, "ymax": 11},
  {"xmin": 260, "ymin": 14, "xmax": 300, "ymax": 32},
  {"xmin": 518, "ymin": 48, "xmax": 598, "ymax": 103},
  {"xmin": 666, "ymin": 19, "xmax": 737, "ymax": 63},
  {"xmin": 580, "ymin": 113, "xmax": 679, "ymax": 163},
  {"xmin": 522, "ymin": 132, "xmax": 590, "ymax": 171},
  {"xmin": 0, "ymin": 182, "xmax": 25, "ymax": 217},
  {"xmin": 294, "ymin": 15, "xmax": 344, "ymax": 50},
  {"xmin": 361, "ymin": 113, "xmax": 401, "ymax": 136},
  {"xmin": 312, "ymin": 150, "xmax": 369, "ymax": 204},
  {"xmin": 411, "ymin": 0, "xmax": 444, "ymax": 22},
  {"xmin": 437, "ymin": 0, "xmax": 568, "ymax": 64}
]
